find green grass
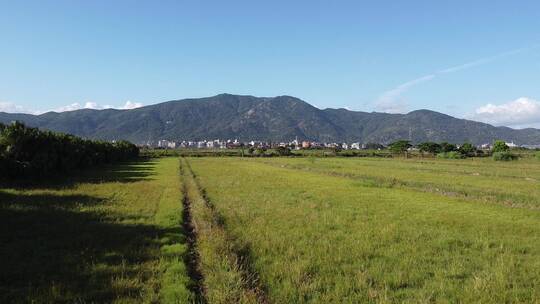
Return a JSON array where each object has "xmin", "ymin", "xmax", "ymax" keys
[
  {"xmin": 187, "ymin": 157, "xmax": 540, "ymax": 303},
  {"xmin": 3, "ymin": 156, "xmax": 540, "ymax": 303},
  {"xmin": 256, "ymin": 157, "xmax": 540, "ymax": 209},
  {"xmin": 0, "ymin": 157, "xmax": 193, "ymax": 303},
  {"xmin": 180, "ymin": 158, "xmax": 262, "ymax": 304}
]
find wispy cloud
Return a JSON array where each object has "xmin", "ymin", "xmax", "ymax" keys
[
  {"xmin": 0, "ymin": 101, "xmax": 40, "ymax": 114},
  {"xmin": 375, "ymin": 75, "xmax": 435, "ymax": 113},
  {"xmin": 0, "ymin": 100, "xmax": 144, "ymax": 114},
  {"xmin": 121, "ymin": 101, "xmax": 144, "ymax": 110},
  {"xmin": 375, "ymin": 44, "xmax": 539, "ymax": 113},
  {"xmin": 51, "ymin": 101, "xmax": 143, "ymax": 112}
]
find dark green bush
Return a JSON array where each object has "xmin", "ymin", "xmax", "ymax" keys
[
  {"xmin": 0, "ymin": 122, "xmax": 139, "ymax": 180},
  {"xmin": 493, "ymin": 151, "xmax": 518, "ymax": 161},
  {"xmin": 436, "ymin": 151, "xmax": 464, "ymax": 159}
]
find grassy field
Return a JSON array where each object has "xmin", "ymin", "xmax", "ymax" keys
[
  {"xmin": 2, "ymin": 156, "xmax": 539, "ymax": 303},
  {"xmin": 187, "ymin": 157, "xmax": 540, "ymax": 303},
  {"xmin": 256, "ymin": 157, "xmax": 540, "ymax": 209},
  {"xmin": 0, "ymin": 157, "xmax": 194, "ymax": 303}
]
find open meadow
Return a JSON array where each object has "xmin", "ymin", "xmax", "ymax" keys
[
  {"xmin": 185, "ymin": 156, "xmax": 540, "ymax": 303},
  {"xmin": 1, "ymin": 156, "xmax": 539, "ymax": 303}
]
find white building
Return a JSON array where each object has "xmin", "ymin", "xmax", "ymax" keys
[{"xmin": 351, "ymin": 142, "xmax": 361, "ymax": 150}]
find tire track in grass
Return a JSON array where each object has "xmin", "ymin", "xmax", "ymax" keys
[
  {"xmin": 181, "ymin": 157, "xmax": 269, "ymax": 304},
  {"xmin": 180, "ymin": 162, "xmax": 206, "ymax": 303}
]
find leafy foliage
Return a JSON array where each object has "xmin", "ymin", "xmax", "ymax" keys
[
  {"xmin": 493, "ymin": 140, "xmax": 509, "ymax": 152},
  {"xmin": 275, "ymin": 146, "xmax": 292, "ymax": 156},
  {"xmin": 388, "ymin": 140, "xmax": 411, "ymax": 154},
  {"xmin": 418, "ymin": 142, "xmax": 441, "ymax": 154},
  {"xmin": 458, "ymin": 142, "xmax": 476, "ymax": 156},
  {"xmin": 439, "ymin": 142, "xmax": 457, "ymax": 153},
  {"xmin": 0, "ymin": 122, "xmax": 139, "ymax": 180},
  {"xmin": 493, "ymin": 151, "xmax": 518, "ymax": 161},
  {"xmin": 437, "ymin": 151, "xmax": 465, "ymax": 159},
  {"xmin": 364, "ymin": 142, "xmax": 385, "ymax": 150},
  {"xmin": 2, "ymin": 94, "xmax": 540, "ymax": 144}
]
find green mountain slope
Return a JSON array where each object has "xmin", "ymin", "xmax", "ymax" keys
[{"xmin": 1, "ymin": 94, "xmax": 539, "ymax": 145}]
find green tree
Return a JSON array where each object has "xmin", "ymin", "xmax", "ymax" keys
[
  {"xmin": 0, "ymin": 122, "xmax": 139, "ymax": 180},
  {"xmin": 440, "ymin": 142, "xmax": 457, "ymax": 153},
  {"xmin": 388, "ymin": 140, "xmax": 411, "ymax": 155},
  {"xmin": 417, "ymin": 142, "xmax": 441, "ymax": 154},
  {"xmin": 364, "ymin": 142, "xmax": 384, "ymax": 150},
  {"xmin": 493, "ymin": 140, "xmax": 509, "ymax": 152},
  {"xmin": 459, "ymin": 142, "xmax": 475, "ymax": 156},
  {"xmin": 275, "ymin": 146, "xmax": 292, "ymax": 156}
]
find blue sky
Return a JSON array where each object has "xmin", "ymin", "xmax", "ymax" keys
[{"xmin": 1, "ymin": 1, "xmax": 540, "ymax": 127}]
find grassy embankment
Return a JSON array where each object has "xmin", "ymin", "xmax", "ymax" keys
[
  {"xmin": 187, "ymin": 157, "xmax": 540, "ymax": 303},
  {"xmin": 0, "ymin": 157, "xmax": 193, "ymax": 303}
]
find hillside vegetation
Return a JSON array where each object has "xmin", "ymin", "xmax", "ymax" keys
[{"xmin": 2, "ymin": 94, "xmax": 540, "ymax": 144}]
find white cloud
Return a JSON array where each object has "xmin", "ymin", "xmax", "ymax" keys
[
  {"xmin": 0, "ymin": 101, "xmax": 38, "ymax": 114},
  {"xmin": 54, "ymin": 103, "xmax": 82, "ymax": 112},
  {"xmin": 121, "ymin": 101, "xmax": 143, "ymax": 109},
  {"xmin": 374, "ymin": 44, "xmax": 539, "ymax": 113},
  {"xmin": 1, "ymin": 100, "xmax": 145, "ymax": 114},
  {"xmin": 52, "ymin": 101, "xmax": 143, "ymax": 113},
  {"xmin": 467, "ymin": 97, "xmax": 540, "ymax": 128},
  {"xmin": 84, "ymin": 102, "xmax": 99, "ymax": 109}
]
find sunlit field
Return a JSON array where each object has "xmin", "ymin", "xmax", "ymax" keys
[
  {"xmin": 2, "ymin": 156, "xmax": 539, "ymax": 303},
  {"xmin": 187, "ymin": 157, "xmax": 540, "ymax": 303},
  {"xmin": 255, "ymin": 157, "xmax": 540, "ymax": 209}
]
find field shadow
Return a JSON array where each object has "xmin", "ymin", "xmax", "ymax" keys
[
  {"xmin": 1, "ymin": 158, "xmax": 158, "ymax": 190},
  {"xmin": 0, "ymin": 159, "xmax": 178, "ymax": 302}
]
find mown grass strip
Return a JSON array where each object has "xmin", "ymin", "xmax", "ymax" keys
[
  {"xmin": 153, "ymin": 158, "xmax": 196, "ymax": 304},
  {"xmin": 180, "ymin": 158, "xmax": 267, "ymax": 304},
  {"xmin": 180, "ymin": 161, "xmax": 206, "ymax": 303}
]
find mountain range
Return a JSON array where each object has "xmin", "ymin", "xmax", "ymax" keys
[{"xmin": 1, "ymin": 94, "xmax": 539, "ymax": 145}]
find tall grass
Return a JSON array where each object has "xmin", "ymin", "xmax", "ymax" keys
[
  {"xmin": 257, "ymin": 157, "xmax": 540, "ymax": 209},
  {"xmin": 188, "ymin": 157, "xmax": 540, "ymax": 303}
]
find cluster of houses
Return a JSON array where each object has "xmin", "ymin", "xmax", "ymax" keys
[
  {"xmin": 142, "ymin": 139, "xmax": 536, "ymax": 150},
  {"xmin": 144, "ymin": 138, "xmax": 371, "ymax": 150}
]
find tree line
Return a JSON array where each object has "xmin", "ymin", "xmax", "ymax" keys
[
  {"xmin": 0, "ymin": 122, "xmax": 139, "ymax": 180},
  {"xmin": 388, "ymin": 140, "xmax": 520, "ymax": 160}
]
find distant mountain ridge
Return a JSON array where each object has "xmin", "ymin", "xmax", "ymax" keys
[{"xmin": 1, "ymin": 94, "xmax": 540, "ymax": 145}]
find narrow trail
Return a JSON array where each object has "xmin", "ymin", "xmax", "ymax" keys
[
  {"xmin": 179, "ymin": 162, "xmax": 206, "ymax": 303},
  {"xmin": 180, "ymin": 157, "xmax": 269, "ymax": 304}
]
